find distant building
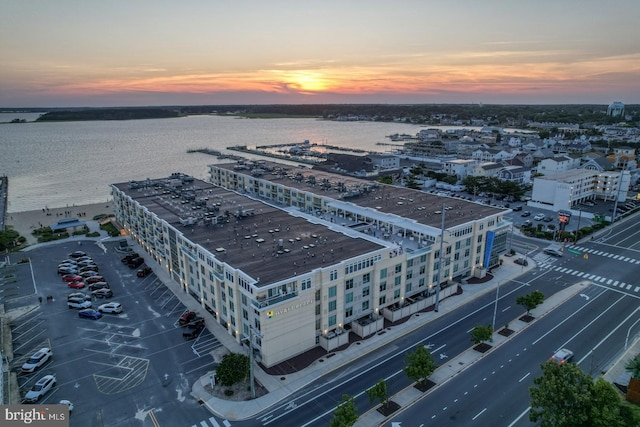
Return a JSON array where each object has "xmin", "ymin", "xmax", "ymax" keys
[{"xmin": 607, "ymin": 101, "xmax": 625, "ymax": 117}]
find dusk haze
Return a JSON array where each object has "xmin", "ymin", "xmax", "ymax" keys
[{"xmin": 2, "ymin": 0, "xmax": 640, "ymax": 107}]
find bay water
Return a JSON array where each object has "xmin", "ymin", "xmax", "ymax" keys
[{"xmin": 1, "ymin": 113, "xmax": 424, "ymax": 212}]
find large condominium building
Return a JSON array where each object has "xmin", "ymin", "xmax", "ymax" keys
[{"xmin": 111, "ymin": 162, "xmax": 511, "ymax": 367}]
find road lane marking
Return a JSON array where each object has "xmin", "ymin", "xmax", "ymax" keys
[
  {"xmin": 472, "ymin": 408, "xmax": 487, "ymax": 420},
  {"xmin": 207, "ymin": 417, "xmax": 220, "ymax": 427},
  {"xmin": 508, "ymin": 407, "xmax": 531, "ymax": 427},
  {"xmin": 519, "ymin": 372, "xmax": 530, "ymax": 382},
  {"xmin": 613, "ymin": 280, "xmax": 619, "ymax": 287},
  {"xmin": 502, "ymin": 305, "xmax": 511, "ymax": 312},
  {"xmin": 635, "ymin": 287, "xmax": 640, "ymax": 292},
  {"xmin": 607, "ymin": 279, "xmax": 613, "ymax": 284},
  {"xmin": 626, "ymin": 284, "xmax": 632, "ymax": 290}
]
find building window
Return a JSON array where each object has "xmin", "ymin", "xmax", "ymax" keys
[
  {"xmin": 405, "ymin": 283, "xmax": 412, "ymax": 293},
  {"xmin": 393, "ymin": 289, "xmax": 400, "ymax": 300},
  {"xmin": 345, "ymin": 292, "xmax": 353, "ymax": 303},
  {"xmin": 329, "ymin": 315, "xmax": 337, "ymax": 327},
  {"xmin": 345, "ymin": 307, "xmax": 353, "ymax": 318},
  {"xmin": 329, "ymin": 300, "xmax": 337, "ymax": 312},
  {"xmin": 362, "ymin": 286, "xmax": 370, "ymax": 297},
  {"xmin": 362, "ymin": 273, "xmax": 370, "ymax": 284},
  {"xmin": 394, "ymin": 276, "xmax": 401, "ymax": 287},
  {"xmin": 345, "ymin": 279, "xmax": 354, "ymax": 290},
  {"xmin": 379, "ymin": 282, "xmax": 387, "ymax": 292},
  {"xmin": 380, "ymin": 268, "xmax": 387, "ymax": 279},
  {"xmin": 379, "ymin": 295, "xmax": 386, "ymax": 305},
  {"xmin": 362, "ymin": 301, "xmax": 369, "ymax": 311},
  {"xmin": 328, "ymin": 286, "xmax": 337, "ymax": 298},
  {"xmin": 330, "ymin": 270, "xmax": 338, "ymax": 281},
  {"xmin": 395, "ymin": 264, "xmax": 402, "ymax": 274}
]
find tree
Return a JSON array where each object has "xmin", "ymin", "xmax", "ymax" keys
[
  {"xmin": 366, "ymin": 379, "xmax": 389, "ymax": 408},
  {"xmin": 330, "ymin": 394, "xmax": 358, "ymax": 427},
  {"xmin": 530, "ymin": 361, "xmax": 594, "ymax": 427},
  {"xmin": 516, "ymin": 290, "xmax": 545, "ymax": 316},
  {"xmin": 404, "ymin": 345, "xmax": 437, "ymax": 387},
  {"xmin": 589, "ymin": 377, "xmax": 627, "ymax": 427},
  {"xmin": 625, "ymin": 356, "xmax": 640, "ymax": 379},
  {"xmin": 216, "ymin": 353, "xmax": 250, "ymax": 387},
  {"xmin": 469, "ymin": 324, "xmax": 493, "ymax": 345}
]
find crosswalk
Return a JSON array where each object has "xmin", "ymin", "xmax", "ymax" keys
[
  {"xmin": 567, "ymin": 245, "xmax": 640, "ymax": 265},
  {"xmin": 548, "ymin": 265, "xmax": 640, "ymax": 294},
  {"xmin": 190, "ymin": 417, "xmax": 231, "ymax": 427}
]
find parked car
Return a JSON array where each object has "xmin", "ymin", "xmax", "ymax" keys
[
  {"xmin": 522, "ymin": 220, "xmax": 533, "ymax": 227},
  {"xmin": 514, "ymin": 257, "xmax": 528, "ymax": 266},
  {"xmin": 98, "ymin": 302, "xmax": 123, "ymax": 314},
  {"xmin": 69, "ymin": 251, "xmax": 87, "ymax": 258},
  {"xmin": 183, "ymin": 323, "xmax": 205, "ymax": 340},
  {"xmin": 549, "ymin": 348, "xmax": 574, "ymax": 364},
  {"xmin": 61, "ymin": 274, "xmax": 82, "ymax": 282},
  {"xmin": 121, "ymin": 253, "xmax": 139, "ymax": 264},
  {"xmin": 58, "ymin": 266, "xmax": 78, "ymax": 275},
  {"xmin": 21, "ymin": 348, "xmax": 53, "ymax": 373},
  {"xmin": 80, "ymin": 270, "xmax": 99, "ymax": 279},
  {"xmin": 512, "ymin": 205, "xmax": 522, "ymax": 211},
  {"xmin": 179, "ymin": 311, "xmax": 196, "ymax": 325},
  {"xmin": 60, "ymin": 259, "xmax": 77, "ymax": 266},
  {"xmin": 534, "ymin": 213, "xmax": 545, "ymax": 221},
  {"xmin": 79, "ymin": 265, "xmax": 99, "ymax": 273},
  {"xmin": 24, "ymin": 374, "xmax": 56, "ymax": 402},
  {"xmin": 520, "ymin": 211, "xmax": 531, "ymax": 217},
  {"xmin": 137, "ymin": 267, "xmax": 152, "ymax": 277},
  {"xmin": 92, "ymin": 289, "xmax": 113, "ymax": 299},
  {"xmin": 86, "ymin": 275, "xmax": 106, "ymax": 284},
  {"xmin": 67, "ymin": 292, "xmax": 91, "ymax": 301},
  {"xmin": 67, "ymin": 281, "xmax": 86, "ymax": 289},
  {"xmin": 75, "ymin": 256, "xmax": 93, "ymax": 262},
  {"xmin": 542, "ymin": 216, "xmax": 553, "ymax": 222},
  {"xmin": 67, "ymin": 299, "xmax": 92, "ymax": 309},
  {"xmin": 128, "ymin": 257, "xmax": 144, "ymax": 269},
  {"xmin": 78, "ymin": 309, "xmax": 102, "ymax": 320},
  {"xmin": 59, "ymin": 400, "xmax": 74, "ymax": 412},
  {"xmin": 88, "ymin": 282, "xmax": 110, "ymax": 291}
]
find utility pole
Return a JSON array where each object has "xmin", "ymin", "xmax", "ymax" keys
[
  {"xmin": 435, "ymin": 204, "xmax": 446, "ymax": 312},
  {"xmin": 248, "ymin": 327, "xmax": 262, "ymax": 399}
]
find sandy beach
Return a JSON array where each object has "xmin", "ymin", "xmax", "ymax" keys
[{"xmin": 5, "ymin": 202, "xmax": 115, "ymax": 246}]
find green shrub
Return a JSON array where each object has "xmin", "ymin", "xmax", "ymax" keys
[{"xmin": 86, "ymin": 231, "xmax": 100, "ymax": 237}]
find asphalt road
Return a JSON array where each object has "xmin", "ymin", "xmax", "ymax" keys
[{"xmin": 247, "ymin": 213, "xmax": 640, "ymax": 427}]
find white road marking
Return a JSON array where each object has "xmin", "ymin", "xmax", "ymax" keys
[{"xmin": 519, "ymin": 372, "xmax": 531, "ymax": 382}]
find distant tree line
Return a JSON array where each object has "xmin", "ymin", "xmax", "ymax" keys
[{"xmin": 36, "ymin": 108, "xmax": 181, "ymax": 121}]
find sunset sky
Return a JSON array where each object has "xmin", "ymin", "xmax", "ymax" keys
[{"xmin": 2, "ymin": 0, "xmax": 639, "ymax": 107}]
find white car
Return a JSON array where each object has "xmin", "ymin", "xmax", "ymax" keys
[
  {"xmin": 67, "ymin": 299, "xmax": 92, "ymax": 309},
  {"xmin": 98, "ymin": 302, "xmax": 123, "ymax": 314},
  {"xmin": 59, "ymin": 399, "xmax": 74, "ymax": 412},
  {"xmin": 534, "ymin": 213, "xmax": 545, "ymax": 220},
  {"xmin": 24, "ymin": 374, "xmax": 56, "ymax": 402},
  {"xmin": 21, "ymin": 348, "xmax": 53, "ymax": 373}
]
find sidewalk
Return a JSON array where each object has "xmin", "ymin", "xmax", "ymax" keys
[{"xmin": 181, "ymin": 252, "xmax": 539, "ymax": 421}]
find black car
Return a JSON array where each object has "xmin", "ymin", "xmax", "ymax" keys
[
  {"xmin": 182, "ymin": 323, "xmax": 205, "ymax": 340},
  {"xmin": 520, "ymin": 211, "xmax": 531, "ymax": 217},
  {"xmin": 514, "ymin": 257, "xmax": 528, "ymax": 266},
  {"xmin": 121, "ymin": 253, "xmax": 139, "ymax": 264},
  {"xmin": 88, "ymin": 282, "xmax": 110, "ymax": 291},
  {"xmin": 512, "ymin": 206, "xmax": 522, "ymax": 211},
  {"xmin": 137, "ymin": 266, "xmax": 152, "ymax": 277},
  {"xmin": 128, "ymin": 257, "xmax": 144, "ymax": 268}
]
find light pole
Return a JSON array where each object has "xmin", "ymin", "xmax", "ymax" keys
[
  {"xmin": 492, "ymin": 280, "xmax": 501, "ymax": 331},
  {"xmin": 434, "ymin": 204, "xmax": 446, "ymax": 312}
]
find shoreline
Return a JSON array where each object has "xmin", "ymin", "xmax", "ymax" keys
[{"xmin": 4, "ymin": 202, "xmax": 116, "ymax": 246}]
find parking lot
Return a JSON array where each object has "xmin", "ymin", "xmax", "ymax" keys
[{"xmin": 6, "ymin": 240, "xmax": 222, "ymax": 426}]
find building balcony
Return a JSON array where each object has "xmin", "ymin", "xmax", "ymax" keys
[{"xmin": 252, "ymin": 291, "xmax": 299, "ymax": 309}]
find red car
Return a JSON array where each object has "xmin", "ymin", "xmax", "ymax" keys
[
  {"xmin": 179, "ymin": 311, "xmax": 196, "ymax": 325},
  {"xmin": 68, "ymin": 281, "xmax": 86, "ymax": 289},
  {"xmin": 61, "ymin": 274, "xmax": 82, "ymax": 282},
  {"xmin": 137, "ymin": 267, "xmax": 152, "ymax": 278},
  {"xmin": 86, "ymin": 275, "xmax": 105, "ymax": 284}
]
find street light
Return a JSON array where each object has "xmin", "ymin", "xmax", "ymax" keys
[{"xmin": 492, "ymin": 280, "xmax": 502, "ymax": 331}]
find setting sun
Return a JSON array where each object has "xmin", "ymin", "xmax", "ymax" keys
[{"xmin": 287, "ymin": 72, "xmax": 329, "ymax": 93}]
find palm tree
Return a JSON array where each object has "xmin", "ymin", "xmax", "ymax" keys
[{"xmin": 626, "ymin": 356, "xmax": 640, "ymax": 379}]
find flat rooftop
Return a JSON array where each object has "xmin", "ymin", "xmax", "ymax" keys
[
  {"xmin": 112, "ymin": 177, "xmax": 384, "ymax": 287},
  {"xmin": 213, "ymin": 160, "xmax": 507, "ymax": 230}
]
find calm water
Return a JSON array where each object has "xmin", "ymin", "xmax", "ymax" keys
[{"xmin": 1, "ymin": 113, "xmax": 425, "ymax": 212}]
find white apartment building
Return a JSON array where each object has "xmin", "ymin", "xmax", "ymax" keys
[
  {"xmin": 529, "ymin": 169, "xmax": 630, "ymax": 212},
  {"xmin": 442, "ymin": 159, "xmax": 477, "ymax": 179},
  {"xmin": 111, "ymin": 164, "xmax": 511, "ymax": 368}
]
